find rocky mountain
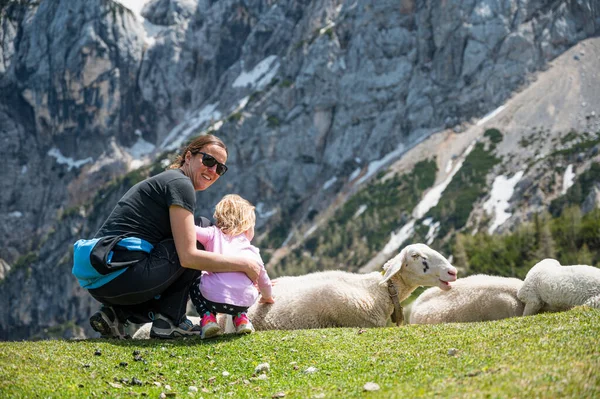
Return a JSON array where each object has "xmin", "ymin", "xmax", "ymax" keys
[{"xmin": 0, "ymin": 0, "xmax": 598, "ymax": 340}]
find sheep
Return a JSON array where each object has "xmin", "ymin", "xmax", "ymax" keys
[
  {"xmin": 245, "ymin": 243, "xmax": 457, "ymax": 331},
  {"xmin": 517, "ymin": 258, "xmax": 600, "ymax": 316},
  {"xmin": 409, "ymin": 274, "xmax": 525, "ymax": 324},
  {"xmin": 132, "ymin": 243, "xmax": 457, "ymax": 338}
]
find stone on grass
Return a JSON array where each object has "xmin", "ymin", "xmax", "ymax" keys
[
  {"xmin": 363, "ymin": 382, "xmax": 380, "ymax": 391},
  {"xmin": 255, "ymin": 363, "xmax": 270, "ymax": 374}
]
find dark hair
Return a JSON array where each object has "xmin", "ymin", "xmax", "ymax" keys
[{"xmin": 168, "ymin": 134, "xmax": 228, "ymax": 169}]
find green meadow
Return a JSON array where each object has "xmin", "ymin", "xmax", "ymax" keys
[{"xmin": 1, "ymin": 307, "xmax": 598, "ymax": 398}]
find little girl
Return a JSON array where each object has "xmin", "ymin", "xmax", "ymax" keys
[{"xmin": 190, "ymin": 194, "xmax": 274, "ymax": 339}]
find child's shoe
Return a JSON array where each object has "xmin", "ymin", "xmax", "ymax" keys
[
  {"xmin": 200, "ymin": 312, "xmax": 221, "ymax": 339},
  {"xmin": 233, "ymin": 313, "xmax": 254, "ymax": 335}
]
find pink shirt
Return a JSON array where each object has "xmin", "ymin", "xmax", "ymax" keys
[{"xmin": 195, "ymin": 225, "xmax": 272, "ymax": 307}]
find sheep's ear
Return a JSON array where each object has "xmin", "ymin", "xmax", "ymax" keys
[{"xmin": 380, "ymin": 247, "xmax": 408, "ymax": 285}]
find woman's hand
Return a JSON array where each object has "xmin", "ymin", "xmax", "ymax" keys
[{"xmin": 242, "ymin": 258, "xmax": 262, "ymax": 282}]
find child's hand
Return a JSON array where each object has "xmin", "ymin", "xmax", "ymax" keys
[{"xmin": 259, "ymin": 296, "xmax": 275, "ymax": 304}]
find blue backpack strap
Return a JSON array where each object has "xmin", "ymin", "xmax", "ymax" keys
[
  {"xmin": 116, "ymin": 237, "xmax": 154, "ymax": 253},
  {"xmin": 72, "ymin": 236, "xmax": 154, "ymax": 289}
]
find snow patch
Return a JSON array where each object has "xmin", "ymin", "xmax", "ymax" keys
[
  {"xmin": 349, "ymin": 167, "xmax": 361, "ymax": 181},
  {"xmin": 382, "ymin": 220, "xmax": 415, "ymax": 255},
  {"xmin": 477, "ymin": 105, "xmax": 505, "ymax": 126},
  {"xmin": 211, "ymin": 120, "xmax": 223, "ymax": 131},
  {"xmin": 373, "ymin": 141, "xmax": 477, "ymax": 261},
  {"xmin": 126, "ymin": 130, "xmax": 155, "ymax": 170},
  {"xmin": 319, "ymin": 21, "xmax": 335, "ymax": 35},
  {"xmin": 234, "ymin": 96, "xmax": 250, "ymax": 112},
  {"xmin": 114, "ymin": 0, "xmax": 147, "ymax": 17},
  {"xmin": 282, "ymin": 230, "xmax": 295, "ymax": 247},
  {"xmin": 445, "ymin": 159, "xmax": 453, "ymax": 173},
  {"xmin": 304, "ymin": 224, "xmax": 318, "ymax": 239},
  {"xmin": 161, "ymin": 103, "xmax": 221, "ymax": 151},
  {"xmin": 8, "ymin": 211, "xmax": 23, "ymax": 218},
  {"xmin": 256, "ymin": 202, "xmax": 277, "ymax": 220},
  {"xmin": 323, "ymin": 176, "xmax": 337, "ymax": 190},
  {"xmin": 354, "ymin": 204, "xmax": 367, "ymax": 219},
  {"xmin": 424, "ymin": 218, "xmax": 440, "ymax": 245},
  {"xmin": 233, "ymin": 56, "xmax": 280, "ymax": 90},
  {"xmin": 114, "ymin": 0, "xmax": 168, "ymax": 46},
  {"xmin": 562, "ymin": 164, "xmax": 575, "ymax": 194},
  {"xmin": 475, "ymin": 3, "xmax": 492, "ymax": 18},
  {"xmin": 355, "ymin": 143, "xmax": 406, "ymax": 186},
  {"xmin": 48, "ymin": 148, "xmax": 93, "ymax": 171},
  {"xmin": 483, "ymin": 171, "xmax": 524, "ymax": 234},
  {"xmin": 413, "ymin": 142, "xmax": 476, "ymax": 219}
]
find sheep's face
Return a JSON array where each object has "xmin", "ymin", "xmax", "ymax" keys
[{"xmin": 381, "ymin": 244, "xmax": 457, "ymax": 290}]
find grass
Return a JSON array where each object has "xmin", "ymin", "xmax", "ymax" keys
[{"xmin": 1, "ymin": 307, "xmax": 599, "ymax": 398}]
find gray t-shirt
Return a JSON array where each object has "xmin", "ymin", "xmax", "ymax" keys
[{"xmin": 95, "ymin": 169, "xmax": 196, "ymax": 245}]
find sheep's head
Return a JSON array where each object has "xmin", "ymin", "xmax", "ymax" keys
[{"xmin": 380, "ymin": 243, "xmax": 457, "ymax": 290}]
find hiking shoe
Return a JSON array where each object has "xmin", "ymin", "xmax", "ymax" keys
[
  {"xmin": 200, "ymin": 313, "xmax": 222, "ymax": 339},
  {"xmin": 233, "ymin": 313, "xmax": 254, "ymax": 335},
  {"xmin": 149, "ymin": 314, "xmax": 201, "ymax": 339},
  {"xmin": 89, "ymin": 306, "xmax": 130, "ymax": 339}
]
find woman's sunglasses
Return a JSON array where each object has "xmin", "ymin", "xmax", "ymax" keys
[{"xmin": 197, "ymin": 152, "xmax": 228, "ymax": 176}]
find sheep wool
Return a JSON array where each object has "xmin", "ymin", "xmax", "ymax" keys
[
  {"xmin": 409, "ymin": 274, "xmax": 525, "ymax": 324},
  {"xmin": 517, "ymin": 258, "xmax": 600, "ymax": 316}
]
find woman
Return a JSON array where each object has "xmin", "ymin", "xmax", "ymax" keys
[{"xmin": 72, "ymin": 134, "xmax": 261, "ymax": 339}]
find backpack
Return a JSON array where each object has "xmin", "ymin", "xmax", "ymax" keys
[{"xmin": 72, "ymin": 235, "xmax": 153, "ymax": 289}]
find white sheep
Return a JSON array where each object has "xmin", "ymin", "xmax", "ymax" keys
[
  {"xmin": 132, "ymin": 243, "xmax": 457, "ymax": 337},
  {"xmin": 245, "ymin": 243, "xmax": 457, "ymax": 331},
  {"xmin": 409, "ymin": 274, "xmax": 525, "ymax": 324},
  {"xmin": 517, "ymin": 258, "xmax": 600, "ymax": 316}
]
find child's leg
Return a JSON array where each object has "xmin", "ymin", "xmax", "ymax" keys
[
  {"xmin": 232, "ymin": 308, "xmax": 254, "ymax": 334},
  {"xmin": 189, "ymin": 286, "xmax": 225, "ymax": 339},
  {"xmin": 190, "ymin": 279, "xmax": 211, "ymax": 316}
]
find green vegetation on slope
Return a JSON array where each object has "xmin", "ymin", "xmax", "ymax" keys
[
  {"xmin": 1, "ymin": 308, "xmax": 598, "ymax": 398},
  {"xmin": 453, "ymin": 206, "xmax": 600, "ymax": 277},
  {"xmin": 550, "ymin": 162, "xmax": 600, "ymax": 217},
  {"xmin": 426, "ymin": 133, "xmax": 502, "ymax": 239},
  {"xmin": 269, "ymin": 159, "xmax": 437, "ymax": 276},
  {"xmin": 265, "ymin": 129, "xmax": 600, "ymax": 278}
]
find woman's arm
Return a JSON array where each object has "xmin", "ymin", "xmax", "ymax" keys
[{"xmin": 169, "ymin": 205, "xmax": 261, "ymax": 280}]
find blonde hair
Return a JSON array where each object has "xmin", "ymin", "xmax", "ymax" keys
[{"xmin": 214, "ymin": 194, "xmax": 256, "ymax": 236}]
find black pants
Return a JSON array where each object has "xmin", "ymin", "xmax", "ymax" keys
[
  {"xmin": 190, "ymin": 282, "xmax": 249, "ymax": 317},
  {"xmin": 88, "ymin": 239, "xmax": 201, "ymax": 324}
]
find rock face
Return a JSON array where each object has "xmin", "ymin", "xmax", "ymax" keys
[{"xmin": 0, "ymin": 0, "xmax": 598, "ymax": 340}]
